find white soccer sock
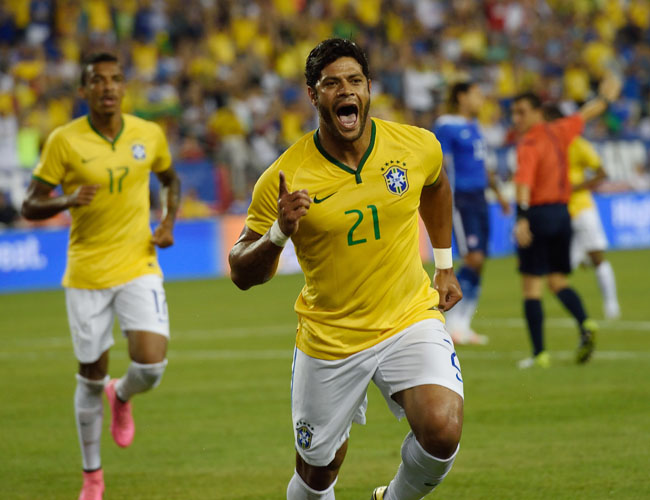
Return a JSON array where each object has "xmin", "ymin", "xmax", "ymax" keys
[
  {"xmin": 595, "ymin": 261, "xmax": 620, "ymax": 316},
  {"xmin": 115, "ymin": 359, "xmax": 168, "ymax": 401},
  {"xmin": 287, "ymin": 471, "xmax": 336, "ymax": 500},
  {"xmin": 460, "ymin": 293, "xmax": 479, "ymax": 333},
  {"xmin": 444, "ymin": 300, "xmax": 467, "ymax": 334},
  {"xmin": 75, "ymin": 374, "xmax": 108, "ymax": 471},
  {"xmin": 385, "ymin": 432, "xmax": 458, "ymax": 500}
]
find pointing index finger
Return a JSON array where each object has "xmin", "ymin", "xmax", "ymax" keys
[{"xmin": 278, "ymin": 171, "xmax": 288, "ymax": 197}]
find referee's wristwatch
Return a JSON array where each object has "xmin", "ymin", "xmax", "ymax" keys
[{"xmin": 516, "ymin": 202, "xmax": 530, "ymax": 220}]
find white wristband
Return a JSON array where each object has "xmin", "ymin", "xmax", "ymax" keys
[
  {"xmin": 269, "ymin": 220, "xmax": 290, "ymax": 247},
  {"xmin": 433, "ymin": 247, "xmax": 453, "ymax": 269}
]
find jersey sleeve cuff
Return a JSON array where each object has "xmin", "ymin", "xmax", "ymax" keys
[{"xmin": 32, "ymin": 175, "xmax": 58, "ymax": 187}]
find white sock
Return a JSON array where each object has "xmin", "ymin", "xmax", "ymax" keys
[
  {"xmin": 115, "ymin": 359, "xmax": 168, "ymax": 401},
  {"xmin": 460, "ymin": 292, "xmax": 479, "ymax": 333},
  {"xmin": 385, "ymin": 432, "xmax": 458, "ymax": 500},
  {"xmin": 75, "ymin": 374, "xmax": 108, "ymax": 471},
  {"xmin": 287, "ymin": 471, "xmax": 336, "ymax": 500},
  {"xmin": 595, "ymin": 261, "xmax": 620, "ymax": 315},
  {"xmin": 444, "ymin": 300, "xmax": 467, "ymax": 334}
]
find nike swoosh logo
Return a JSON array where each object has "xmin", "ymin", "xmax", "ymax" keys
[
  {"xmin": 81, "ymin": 157, "xmax": 99, "ymax": 164},
  {"xmin": 313, "ymin": 192, "xmax": 337, "ymax": 204}
]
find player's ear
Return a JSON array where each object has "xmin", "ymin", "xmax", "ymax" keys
[
  {"xmin": 368, "ymin": 79, "xmax": 372, "ymax": 92},
  {"xmin": 78, "ymin": 85, "xmax": 87, "ymax": 100},
  {"xmin": 307, "ymin": 86, "xmax": 318, "ymax": 107}
]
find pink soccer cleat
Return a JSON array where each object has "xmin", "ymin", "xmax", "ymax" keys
[
  {"xmin": 105, "ymin": 379, "xmax": 135, "ymax": 448},
  {"xmin": 79, "ymin": 469, "xmax": 104, "ymax": 500},
  {"xmin": 450, "ymin": 329, "xmax": 489, "ymax": 346}
]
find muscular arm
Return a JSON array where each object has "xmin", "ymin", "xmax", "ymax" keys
[
  {"xmin": 488, "ymin": 169, "xmax": 511, "ymax": 214},
  {"xmin": 578, "ymin": 73, "xmax": 622, "ymax": 123},
  {"xmin": 229, "ymin": 171, "xmax": 311, "ymax": 290},
  {"xmin": 21, "ymin": 178, "xmax": 98, "ymax": 220},
  {"xmin": 420, "ymin": 168, "xmax": 453, "ymax": 249},
  {"xmin": 152, "ymin": 167, "xmax": 181, "ymax": 248},
  {"xmin": 514, "ymin": 183, "xmax": 533, "ymax": 248},
  {"xmin": 573, "ymin": 166, "xmax": 607, "ymax": 192},
  {"xmin": 229, "ymin": 226, "xmax": 285, "ymax": 290},
  {"xmin": 419, "ymin": 168, "xmax": 462, "ymax": 311}
]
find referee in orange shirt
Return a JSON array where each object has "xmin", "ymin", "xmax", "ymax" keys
[{"xmin": 511, "ymin": 75, "xmax": 621, "ymax": 368}]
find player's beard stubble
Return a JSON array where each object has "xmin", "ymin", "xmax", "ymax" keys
[{"xmin": 318, "ymin": 96, "xmax": 371, "ymax": 144}]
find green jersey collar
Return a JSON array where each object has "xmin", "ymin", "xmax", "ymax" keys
[
  {"xmin": 313, "ymin": 119, "xmax": 376, "ymax": 184},
  {"xmin": 87, "ymin": 115, "xmax": 124, "ymax": 150}
]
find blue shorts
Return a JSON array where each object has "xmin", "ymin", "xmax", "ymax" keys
[{"xmin": 453, "ymin": 190, "xmax": 489, "ymax": 256}]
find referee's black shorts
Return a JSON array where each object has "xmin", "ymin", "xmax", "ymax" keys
[{"xmin": 517, "ymin": 203, "xmax": 572, "ymax": 276}]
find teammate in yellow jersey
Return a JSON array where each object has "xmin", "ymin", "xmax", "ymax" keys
[
  {"xmin": 543, "ymin": 105, "xmax": 620, "ymax": 319},
  {"xmin": 230, "ymin": 39, "xmax": 464, "ymax": 500},
  {"xmin": 21, "ymin": 53, "xmax": 180, "ymax": 500}
]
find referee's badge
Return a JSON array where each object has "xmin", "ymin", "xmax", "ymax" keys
[
  {"xmin": 132, "ymin": 143, "xmax": 146, "ymax": 160},
  {"xmin": 383, "ymin": 162, "xmax": 409, "ymax": 196},
  {"xmin": 296, "ymin": 420, "xmax": 314, "ymax": 450}
]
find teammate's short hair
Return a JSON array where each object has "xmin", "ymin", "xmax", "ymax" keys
[
  {"xmin": 449, "ymin": 81, "xmax": 475, "ymax": 109},
  {"xmin": 542, "ymin": 104, "xmax": 564, "ymax": 121},
  {"xmin": 80, "ymin": 52, "xmax": 120, "ymax": 86},
  {"xmin": 305, "ymin": 38, "xmax": 370, "ymax": 89},
  {"xmin": 513, "ymin": 92, "xmax": 543, "ymax": 110}
]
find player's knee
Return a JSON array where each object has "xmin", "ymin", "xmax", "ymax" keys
[
  {"xmin": 547, "ymin": 273, "xmax": 568, "ymax": 294},
  {"xmin": 589, "ymin": 251, "xmax": 604, "ymax": 266},
  {"xmin": 131, "ymin": 359, "xmax": 168, "ymax": 391},
  {"xmin": 295, "ymin": 446, "xmax": 345, "ymax": 491},
  {"xmin": 414, "ymin": 406, "xmax": 463, "ymax": 459},
  {"xmin": 76, "ymin": 373, "xmax": 108, "ymax": 398},
  {"xmin": 465, "ymin": 252, "xmax": 484, "ymax": 272}
]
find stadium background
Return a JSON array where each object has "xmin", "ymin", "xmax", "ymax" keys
[
  {"xmin": 1, "ymin": 2, "xmax": 650, "ymax": 499},
  {"xmin": 2, "ymin": 0, "xmax": 650, "ymax": 290}
]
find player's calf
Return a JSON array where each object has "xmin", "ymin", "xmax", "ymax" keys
[
  {"xmin": 384, "ymin": 431, "xmax": 459, "ymax": 500},
  {"xmin": 105, "ymin": 360, "xmax": 167, "ymax": 448},
  {"xmin": 115, "ymin": 359, "xmax": 168, "ymax": 400},
  {"xmin": 287, "ymin": 471, "xmax": 337, "ymax": 500}
]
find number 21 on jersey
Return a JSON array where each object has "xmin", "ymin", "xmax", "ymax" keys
[{"xmin": 345, "ymin": 204, "xmax": 380, "ymax": 246}]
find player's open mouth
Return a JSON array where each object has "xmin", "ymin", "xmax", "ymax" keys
[
  {"xmin": 336, "ymin": 103, "xmax": 359, "ymax": 130},
  {"xmin": 102, "ymin": 96, "xmax": 117, "ymax": 105}
]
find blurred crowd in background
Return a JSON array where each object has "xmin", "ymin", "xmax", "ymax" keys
[{"xmin": 1, "ymin": 0, "xmax": 650, "ymax": 225}]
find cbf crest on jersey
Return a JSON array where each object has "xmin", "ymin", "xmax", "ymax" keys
[
  {"xmin": 383, "ymin": 161, "xmax": 409, "ymax": 196},
  {"xmin": 295, "ymin": 420, "xmax": 314, "ymax": 450},
  {"xmin": 131, "ymin": 143, "xmax": 146, "ymax": 160}
]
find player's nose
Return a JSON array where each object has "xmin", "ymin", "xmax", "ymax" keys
[{"xmin": 337, "ymin": 81, "xmax": 354, "ymax": 96}]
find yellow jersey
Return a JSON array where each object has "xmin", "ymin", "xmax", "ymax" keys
[
  {"xmin": 246, "ymin": 118, "xmax": 445, "ymax": 360},
  {"xmin": 33, "ymin": 114, "xmax": 172, "ymax": 289},
  {"xmin": 568, "ymin": 136, "xmax": 601, "ymax": 217}
]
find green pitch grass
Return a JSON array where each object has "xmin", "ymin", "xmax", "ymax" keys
[{"xmin": 1, "ymin": 250, "xmax": 649, "ymax": 499}]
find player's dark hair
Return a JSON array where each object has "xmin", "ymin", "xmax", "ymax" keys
[
  {"xmin": 542, "ymin": 104, "xmax": 564, "ymax": 121},
  {"xmin": 80, "ymin": 52, "xmax": 120, "ymax": 86},
  {"xmin": 305, "ymin": 38, "xmax": 370, "ymax": 89},
  {"xmin": 449, "ymin": 81, "xmax": 476, "ymax": 109},
  {"xmin": 513, "ymin": 92, "xmax": 543, "ymax": 110}
]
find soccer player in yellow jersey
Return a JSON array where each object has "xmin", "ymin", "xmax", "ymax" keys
[
  {"xmin": 230, "ymin": 39, "xmax": 464, "ymax": 500},
  {"xmin": 543, "ymin": 105, "xmax": 620, "ymax": 319},
  {"xmin": 21, "ymin": 53, "xmax": 180, "ymax": 500}
]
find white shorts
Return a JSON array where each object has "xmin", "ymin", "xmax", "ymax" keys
[
  {"xmin": 65, "ymin": 274, "xmax": 169, "ymax": 363},
  {"xmin": 571, "ymin": 207, "xmax": 609, "ymax": 268},
  {"xmin": 290, "ymin": 319, "xmax": 463, "ymax": 466}
]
